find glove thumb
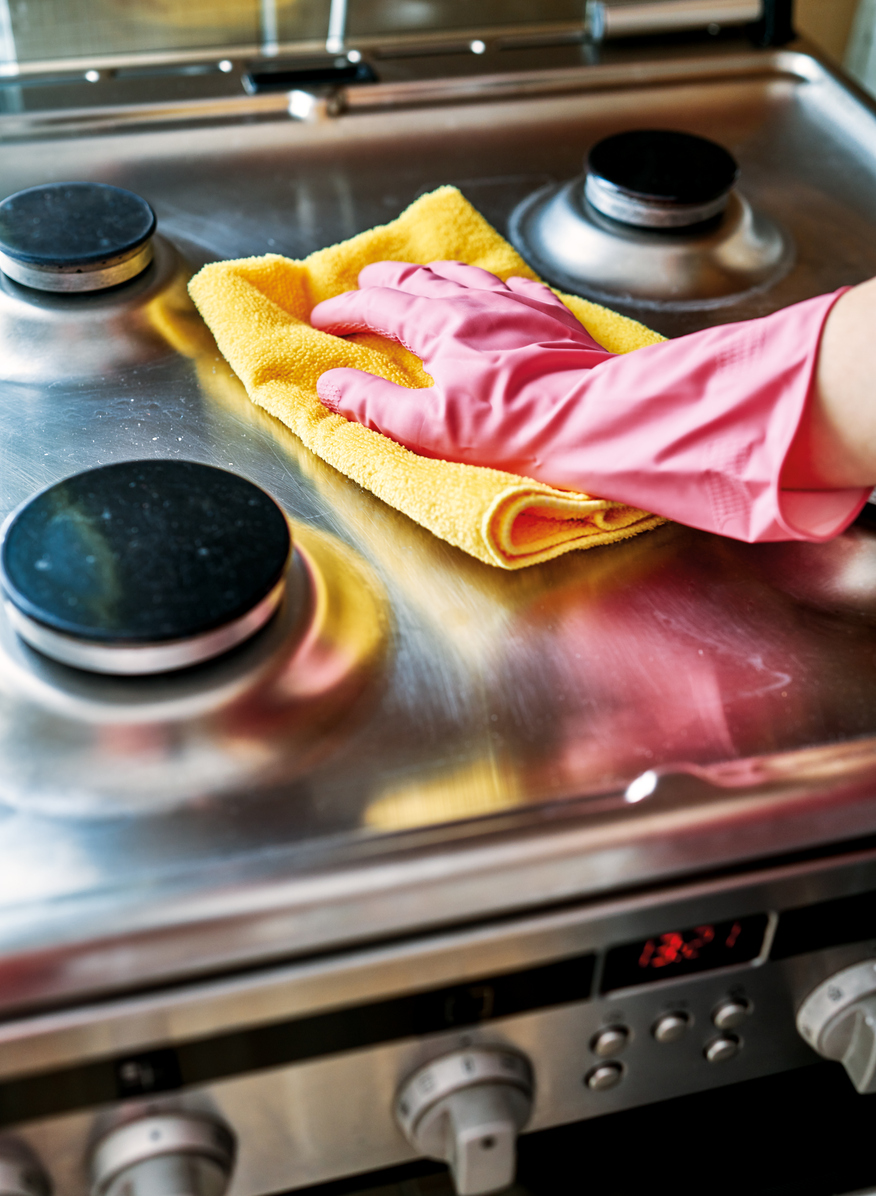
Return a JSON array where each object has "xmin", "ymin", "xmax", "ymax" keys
[{"xmin": 317, "ymin": 368, "xmax": 432, "ymax": 453}]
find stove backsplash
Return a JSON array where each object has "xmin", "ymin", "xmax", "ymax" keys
[
  {"xmin": 0, "ymin": 0, "xmax": 774, "ymax": 75},
  {"xmin": 0, "ymin": 0, "xmax": 321, "ymax": 67},
  {"xmin": 0, "ymin": 0, "xmax": 579, "ymax": 71},
  {"xmin": 345, "ymin": 0, "xmax": 582, "ymax": 40}
]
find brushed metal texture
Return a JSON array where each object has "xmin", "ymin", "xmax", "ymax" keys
[{"xmin": 0, "ymin": 46, "xmax": 875, "ymax": 1017}]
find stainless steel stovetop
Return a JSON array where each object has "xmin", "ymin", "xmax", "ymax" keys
[{"xmin": 6, "ymin": 24, "xmax": 876, "ymax": 1196}]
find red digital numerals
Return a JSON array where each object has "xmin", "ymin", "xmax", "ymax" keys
[{"xmin": 637, "ymin": 922, "xmax": 741, "ymax": 970}]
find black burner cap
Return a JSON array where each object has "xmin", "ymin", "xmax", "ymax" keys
[
  {"xmin": 0, "ymin": 461, "xmax": 291, "ymax": 644},
  {"xmin": 587, "ymin": 130, "xmax": 739, "ymax": 205},
  {"xmin": 0, "ymin": 182, "xmax": 156, "ymax": 268}
]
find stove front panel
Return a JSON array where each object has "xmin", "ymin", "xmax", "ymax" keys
[{"xmin": 4, "ymin": 845, "xmax": 876, "ymax": 1195}]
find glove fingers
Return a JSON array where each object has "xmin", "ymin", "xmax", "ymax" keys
[
  {"xmin": 311, "ymin": 287, "xmax": 433, "ymax": 357},
  {"xmin": 505, "ymin": 274, "xmax": 567, "ymax": 309},
  {"xmin": 317, "ymin": 367, "xmax": 435, "ymax": 452},
  {"xmin": 357, "ymin": 260, "xmax": 478, "ymax": 299},
  {"xmin": 425, "ymin": 261, "xmax": 511, "ymax": 293},
  {"xmin": 504, "ymin": 275, "xmax": 601, "ymax": 339}
]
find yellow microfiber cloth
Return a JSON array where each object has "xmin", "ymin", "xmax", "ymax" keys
[{"xmin": 188, "ymin": 186, "xmax": 667, "ymax": 569}]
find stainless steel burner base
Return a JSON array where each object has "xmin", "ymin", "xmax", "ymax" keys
[
  {"xmin": 0, "ymin": 235, "xmax": 194, "ymax": 382},
  {"xmin": 509, "ymin": 180, "xmax": 794, "ymax": 311},
  {"xmin": 0, "ymin": 240, "xmax": 154, "ymax": 293},
  {"xmin": 0, "ymin": 530, "xmax": 388, "ymax": 816},
  {"xmin": 3, "ymin": 579, "xmax": 286, "ymax": 675}
]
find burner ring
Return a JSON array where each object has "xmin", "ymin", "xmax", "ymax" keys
[
  {"xmin": 0, "ymin": 460, "xmax": 293, "ymax": 675},
  {"xmin": 584, "ymin": 173, "xmax": 731, "ymax": 230},
  {"xmin": 0, "ymin": 182, "xmax": 156, "ymax": 293},
  {"xmin": 2, "ymin": 580, "xmax": 286, "ymax": 675},
  {"xmin": 585, "ymin": 130, "xmax": 740, "ymax": 230}
]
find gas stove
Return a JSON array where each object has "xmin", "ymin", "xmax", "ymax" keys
[{"xmin": 4, "ymin": 10, "xmax": 876, "ymax": 1196}]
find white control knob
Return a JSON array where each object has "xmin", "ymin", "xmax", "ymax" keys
[
  {"xmin": 0, "ymin": 1139, "xmax": 50, "ymax": 1196},
  {"xmin": 395, "ymin": 1047, "xmax": 533, "ymax": 1196},
  {"xmin": 90, "ymin": 1114, "xmax": 235, "ymax": 1196},
  {"xmin": 797, "ymin": 959, "xmax": 876, "ymax": 1093}
]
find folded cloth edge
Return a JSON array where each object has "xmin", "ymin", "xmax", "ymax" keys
[{"xmin": 483, "ymin": 485, "xmax": 666, "ymax": 567}]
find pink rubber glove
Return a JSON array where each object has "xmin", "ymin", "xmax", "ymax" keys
[{"xmin": 312, "ymin": 261, "xmax": 869, "ymax": 542}]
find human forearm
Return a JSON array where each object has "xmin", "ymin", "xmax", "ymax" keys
[{"xmin": 783, "ymin": 277, "xmax": 876, "ymax": 491}]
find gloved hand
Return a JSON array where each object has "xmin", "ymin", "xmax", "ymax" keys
[{"xmin": 311, "ymin": 261, "xmax": 867, "ymax": 542}]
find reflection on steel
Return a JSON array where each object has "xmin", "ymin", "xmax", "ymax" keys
[
  {"xmin": 625, "ymin": 771, "xmax": 658, "ymax": 803},
  {"xmin": 729, "ymin": 524, "xmax": 876, "ymax": 618},
  {"xmin": 259, "ymin": 0, "xmax": 279, "ymax": 59},
  {"xmin": 326, "ymin": 0, "xmax": 348, "ymax": 54}
]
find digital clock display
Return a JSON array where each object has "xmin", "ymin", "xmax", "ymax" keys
[{"xmin": 600, "ymin": 913, "xmax": 769, "ymax": 993}]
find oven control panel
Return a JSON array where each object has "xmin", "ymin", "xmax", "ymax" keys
[{"xmin": 4, "ymin": 872, "xmax": 876, "ymax": 1196}]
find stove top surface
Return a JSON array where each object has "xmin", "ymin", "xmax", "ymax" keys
[{"xmin": 3, "ymin": 40, "xmax": 876, "ymax": 1015}]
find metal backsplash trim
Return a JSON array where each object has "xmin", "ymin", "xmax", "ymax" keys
[
  {"xmin": 0, "ymin": 3, "xmax": 771, "ymax": 82},
  {"xmin": 0, "ymin": 49, "xmax": 821, "ymax": 138},
  {"xmin": 585, "ymin": 0, "xmax": 762, "ymax": 41}
]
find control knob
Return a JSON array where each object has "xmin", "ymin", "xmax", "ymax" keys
[
  {"xmin": 797, "ymin": 959, "xmax": 876, "ymax": 1092},
  {"xmin": 0, "ymin": 1139, "xmax": 50, "ymax": 1196},
  {"xmin": 395, "ymin": 1047, "xmax": 533, "ymax": 1196},
  {"xmin": 90, "ymin": 1114, "xmax": 235, "ymax": 1196}
]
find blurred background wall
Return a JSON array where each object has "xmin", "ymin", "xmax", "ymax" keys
[
  {"xmin": 1, "ymin": 0, "xmax": 326, "ymax": 63},
  {"xmin": 0, "ymin": 0, "xmax": 875, "ymax": 86},
  {"xmin": 795, "ymin": 0, "xmax": 859, "ymax": 62},
  {"xmin": 844, "ymin": 0, "xmax": 876, "ymax": 95}
]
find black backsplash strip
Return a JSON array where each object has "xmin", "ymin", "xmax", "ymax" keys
[
  {"xmin": 244, "ymin": 60, "xmax": 377, "ymax": 93},
  {"xmin": 0, "ymin": 952, "xmax": 594, "ymax": 1127},
  {"xmin": 771, "ymin": 890, "xmax": 876, "ymax": 960}
]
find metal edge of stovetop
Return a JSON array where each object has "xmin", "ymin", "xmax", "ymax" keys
[
  {"xmin": 0, "ymin": 42, "xmax": 840, "ymax": 140},
  {"xmin": 4, "ymin": 736, "xmax": 876, "ymax": 1019},
  {"xmin": 2, "ymin": 39, "xmax": 876, "ymax": 1015}
]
